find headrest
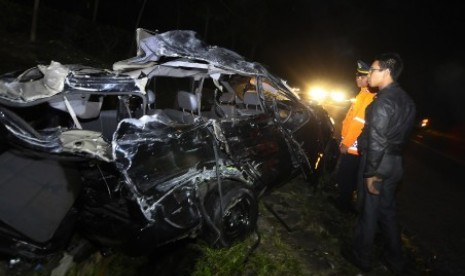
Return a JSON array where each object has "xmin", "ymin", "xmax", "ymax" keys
[
  {"xmin": 177, "ymin": 91, "xmax": 198, "ymax": 112},
  {"xmin": 219, "ymin": 92, "xmax": 235, "ymax": 104},
  {"xmin": 243, "ymin": 91, "xmax": 260, "ymax": 105}
]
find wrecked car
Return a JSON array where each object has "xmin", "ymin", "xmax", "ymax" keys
[{"xmin": 0, "ymin": 28, "xmax": 338, "ymax": 258}]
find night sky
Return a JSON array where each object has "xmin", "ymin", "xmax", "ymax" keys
[{"xmin": 12, "ymin": 0, "xmax": 465, "ymax": 127}]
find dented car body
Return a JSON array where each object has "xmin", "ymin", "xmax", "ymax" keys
[{"xmin": 0, "ymin": 29, "xmax": 338, "ymax": 258}]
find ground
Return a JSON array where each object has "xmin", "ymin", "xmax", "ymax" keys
[{"xmin": 0, "ymin": 173, "xmax": 434, "ymax": 276}]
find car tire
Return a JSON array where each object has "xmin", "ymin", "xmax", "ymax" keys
[{"xmin": 202, "ymin": 180, "xmax": 258, "ymax": 248}]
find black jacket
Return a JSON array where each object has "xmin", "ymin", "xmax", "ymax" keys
[{"xmin": 358, "ymin": 82, "xmax": 416, "ymax": 178}]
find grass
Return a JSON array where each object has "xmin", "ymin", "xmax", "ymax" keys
[
  {"xmin": 60, "ymin": 201, "xmax": 306, "ymax": 276},
  {"xmin": 41, "ymin": 175, "xmax": 338, "ymax": 276},
  {"xmin": 2, "ymin": 168, "xmax": 436, "ymax": 276},
  {"xmin": 66, "ymin": 253, "xmax": 146, "ymax": 276},
  {"xmin": 192, "ymin": 211, "xmax": 304, "ymax": 276}
]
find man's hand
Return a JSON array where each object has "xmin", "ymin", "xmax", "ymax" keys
[
  {"xmin": 365, "ymin": 176, "xmax": 382, "ymax": 195},
  {"xmin": 339, "ymin": 144, "xmax": 349, "ymax": 154}
]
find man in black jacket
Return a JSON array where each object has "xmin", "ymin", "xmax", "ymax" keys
[{"xmin": 341, "ymin": 53, "xmax": 416, "ymax": 275}]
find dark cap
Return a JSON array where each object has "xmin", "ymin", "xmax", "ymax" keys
[{"xmin": 356, "ymin": 60, "xmax": 370, "ymax": 75}]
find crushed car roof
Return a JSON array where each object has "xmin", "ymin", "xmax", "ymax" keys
[{"xmin": 0, "ymin": 29, "xmax": 297, "ymax": 105}]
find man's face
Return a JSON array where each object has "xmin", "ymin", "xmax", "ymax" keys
[
  {"xmin": 367, "ymin": 60, "xmax": 387, "ymax": 88},
  {"xmin": 356, "ymin": 74, "xmax": 368, "ymax": 88}
]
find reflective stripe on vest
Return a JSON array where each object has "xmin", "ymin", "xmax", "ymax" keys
[
  {"xmin": 354, "ymin": 116, "xmax": 365, "ymax": 124},
  {"xmin": 348, "ymin": 139, "xmax": 359, "ymax": 155},
  {"xmin": 348, "ymin": 146, "xmax": 359, "ymax": 155},
  {"xmin": 346, "ymin": 116, "xmax": 365, "ymax": 155}
]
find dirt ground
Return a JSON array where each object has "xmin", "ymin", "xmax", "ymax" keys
[
  {"xmin": 258, "ymin": 174, "xmax": 430, "ymax": 276},
  {"xmin": 0, "ymin": 174, "xmax": 429, "ymax": 276}
]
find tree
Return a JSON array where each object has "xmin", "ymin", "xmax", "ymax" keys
[
  {"xmin": 30, "ymin": 0, "xmax": 40, "ymax": 42},
  {"xmin": 92, "ymin": 0, "xmax": 100, "ymax": 23},
  {"xmin": 134, "ymin": 0, "xmax": 147, "ymax": 30}
]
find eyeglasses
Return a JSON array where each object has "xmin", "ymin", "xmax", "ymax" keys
[{"xmin": 368, "ymin": 68, "xmax": 385, "ymax": 73}]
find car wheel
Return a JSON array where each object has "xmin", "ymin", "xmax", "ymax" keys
[{"xmin": 202, "ymin": 181, "xmax": 258, "ymax": 248}]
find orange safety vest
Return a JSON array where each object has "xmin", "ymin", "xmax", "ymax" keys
[{"xmin": 340, "ymin": 87, "xmax": 376, "ymax": 155}]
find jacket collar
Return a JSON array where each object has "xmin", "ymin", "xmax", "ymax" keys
[{"xmin": 379, "ymin": 82, "xmax": 399, "ymax": 93}]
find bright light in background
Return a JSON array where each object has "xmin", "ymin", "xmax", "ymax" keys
[
  {"xmin": 304, "ymin": 80, "xmax": 354, "ymax": 135},
  {"xmin": 309, "ymin": 87, "xmax": 327, "ymax": 102},
  {"xmin": 329, "ymin": 90, "xmax": 346, "ymax": 102},
  {"xmin": 421, "ymin": 118, "xmax": 429, "ymax": 127},
  {"xmin": 306, "ymin": 85, "xmax": 350, "ymax": 105}
]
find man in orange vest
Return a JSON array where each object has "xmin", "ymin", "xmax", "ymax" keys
[{"xmin": 333, "ymin": 60, "xmax": 377, "ymax": 213}]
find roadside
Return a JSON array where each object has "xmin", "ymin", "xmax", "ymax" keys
[
  {"xmin": 258, "ymin": 174, "xmax": 432, "ymax": 275},
  {"xmin": 413, "ymin": 126, "xmax": 465, "ymax": 166},
  {"xmin": 1, "ymin": 173, "xmax": 434, "ymax": 276}
]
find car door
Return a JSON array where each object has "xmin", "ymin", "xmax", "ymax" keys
[
  {"xmin": 262, "ymin": 88, "xmax": 324, "ymax": 176},
  {"xmin": 218, "ymin": 110, "xmax": 293, "ymax": 191}
]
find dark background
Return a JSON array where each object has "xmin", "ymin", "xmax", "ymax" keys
[{"xmin": 3, "ymin": 0, "xmax": 465, "ymax": 129}]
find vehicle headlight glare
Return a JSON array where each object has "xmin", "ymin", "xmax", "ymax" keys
[
  {"xmin": 309, "ymin": 87, "xmax": 327, "ymax": 102},
  {"xmin": 330, "ymin": 91, "xmax": 346, "ymax": 102}
]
